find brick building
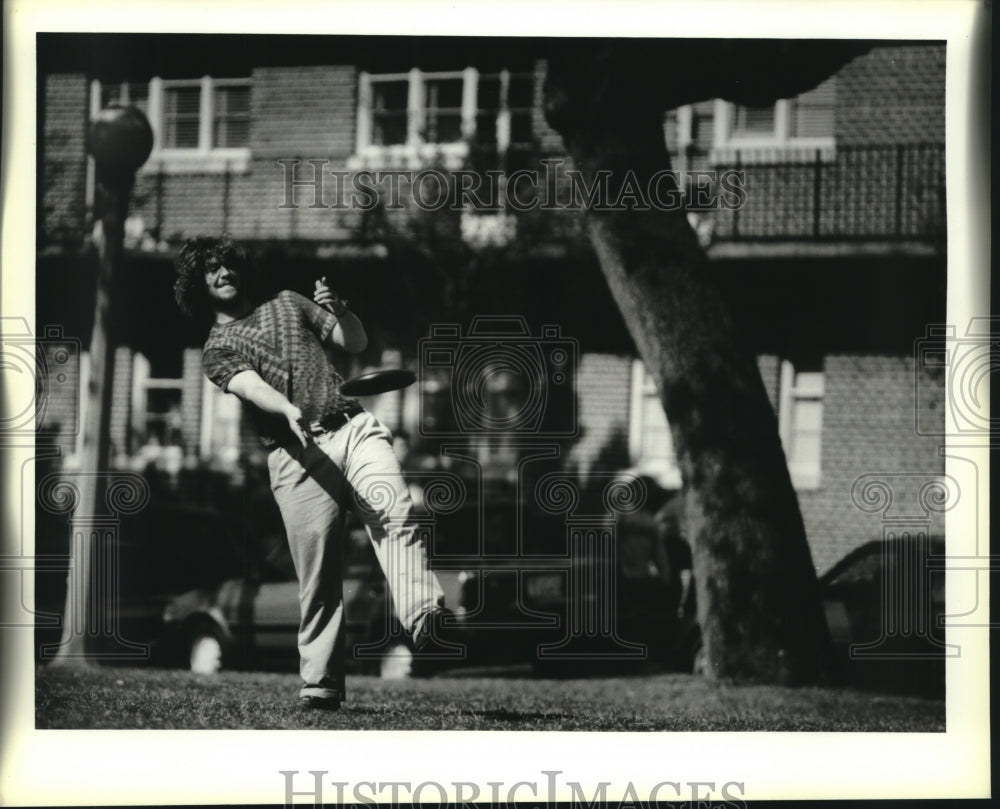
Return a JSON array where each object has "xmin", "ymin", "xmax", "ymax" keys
[{"xmin": 36, "ymin": 36, "xmax": 946, "ymax": 574}]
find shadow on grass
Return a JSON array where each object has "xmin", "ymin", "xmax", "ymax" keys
[{"xmin": 461, "ymin": 707, "xmax": 568, "ymax": 722}]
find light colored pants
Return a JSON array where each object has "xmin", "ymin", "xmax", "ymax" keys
[{"xmin": 266, "ymin": 410, "xmax": 444, "ymax": 699}]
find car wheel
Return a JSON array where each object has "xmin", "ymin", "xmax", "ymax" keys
[
  {"xmin": 189, "ymin": 632, "xmax": 224, "ymax": 675},
  {"xmin": 379, "ymin": 642, "xmax": 413, "ymax": 680}
]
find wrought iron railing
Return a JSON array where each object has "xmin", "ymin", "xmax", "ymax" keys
[
  {"xmin": 39, "ymin": 143, "xmax": 946, "ymax": 249},
  {"xmin": 704, "ymin": 143, "xmax": 945, "ymax": 242}
]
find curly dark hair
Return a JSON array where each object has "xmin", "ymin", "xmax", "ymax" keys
[{"xmin": 173, "ymin": 234, "xmax": 253, "ymax": 324}]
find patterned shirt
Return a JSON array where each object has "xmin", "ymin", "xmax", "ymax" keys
[{"xmin": 202, "ymin": 290, "xmax": 362, "ymax": 448}]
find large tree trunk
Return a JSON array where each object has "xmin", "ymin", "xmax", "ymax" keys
[{"xmin": 545, "ymin": 47, "xmax": 834, "ymax": 683}]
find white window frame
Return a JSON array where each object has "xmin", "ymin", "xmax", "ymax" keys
[
  {"xmin": 674, "ymin": 105, "xmax": 694, "ymax": 151},
  {"xmin": 91, "ymin": 77, "xmax": 251, "ymax": 174},
  {"xmin": 628, "ymin": 359, "xmax": 682, "ymax": 489},
  {"xmin": 130, "ymin": 352, "xmax": 187, "ymax": 453},
  {"xmin": 667, "ymin": 104, "xmax": 698, "ymax": 177},
  {"xmin": 351, "ymin": 67, "xmax": 530, "ymax": 170},
  {"xmin": 200, "ymin": 377, "xmax": 242, "ymax": 469},
  {"xmin": 778, "ymin": 359, "xmax": 824, "ymax": 490},
  {"xmin": 62, "ymin": 350, "xmax": 91, "ymax": 470},
  {"xmin": 711, "ymin": 96, "xmax": 835, "ymax": 164}
]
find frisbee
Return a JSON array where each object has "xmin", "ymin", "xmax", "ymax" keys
[{"xmin": 339, "ymin": 369, "xmax": 416, "ymax": 396}]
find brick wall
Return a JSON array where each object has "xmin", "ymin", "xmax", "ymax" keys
[
  {"xmin": 37, "ymin": 54, "xmax": 947, "ymax": 571},
  {"xmin": 46, "ymin": 341, "xmax": 945, "ymax": 576},
  {"xmin": 128, "ymin": 65, "xmax": 360, "ymax": 243},
  {"xmin": 36, "ymin": 344, "xmax": 134, "ymax": 462},
  {"xmin": 571, "ymin": 350, "xmax": 946, "ymax": 574},
  {"xmin": 41, "ymin": 73, "xmax": 89, "ymax": 246},
  {"xmin": 800, "ymin": 353, "xmax": 945, "ymax": 573},
  {"xmin": 132, "ymin": 172, "xmax": 226, "ymax": 239},
  {"xmin": 836, "ymin": 44, "xmax": 946, "ymax": 145},
  {"xmin": 570, "ymin": 353, "xmax": 632, "ymax": 476},
  {"xmin": 130, "ymin": 157, "xmax": 363, "ymax": 243},
  {"xmin": 666, "ymin": 44, "xmax": 943, "ymax": 157},
  {"xmin": 37, "ymin": 341, "xmax": 82, "ymax": 455},
  {"xmin": 251, "ymin": 66, "xmax": 356, "ymax": 160},
  {"xmin": 532, "ymin": 60, "xmax": 565, "ymax": 154},
  {"xmin": 44, "ymin": 44, "xmax": 946, "ymax": 249}
]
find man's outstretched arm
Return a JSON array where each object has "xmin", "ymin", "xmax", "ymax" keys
[
  {"xmin": 227, "ymin": 369, "xmax": 308, "ymax": 447},
  {"xmin": 314, "ymin": 277, "xmax": 367, "ymax": 354}
]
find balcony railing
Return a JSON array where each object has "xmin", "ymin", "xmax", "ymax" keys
[
  {"xmin": 39, "ymin": 143, "xmax": 946, "ymax": 251},
  {"xmin": 704, "ymin": 143, "xmax": 945, "ymax": 243}
]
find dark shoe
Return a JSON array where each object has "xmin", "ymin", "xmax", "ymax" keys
[{"xmin": 299, "ymin": 694, "xmax": 342, "ymax": 711}]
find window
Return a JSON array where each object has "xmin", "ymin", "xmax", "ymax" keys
[
  {"xmin": 98, "ymin": 81, "xmax": 149, "ymax": 114},
  {"xmin": 130, "ymin": 352, "xmax": 185, "ymax": 454},
  {"xmin": 92, "ymin": 76, "xmax": 251, "ymax": 173},
  {"xmin": 213, "ymin": 82, "xmax": 250, "ymax": 148},
  {"xmin": 200, "ymin": 378, "xmax": 242, "ymax": 470},
  {"xmin": 667, "ymin": 101, "xmax": 715, "ymax": 175},
  {"xmin": 162, "ymin": 82, "xmax": 202, "ymax": 148},
  {"xmin": 422, "ymin": 75, "xmax": 464, "ymax": 143},
  {"xmin": 628, "ymin": 360, "xmax": 681, "ymax": 489},
  {"xmin": 712, "ymin": 76, "xmax": 837, "ymax": 161},
  {"xmin": 476, "ymin": 71, "xmax": 534, "ymax": 150},
  {"xmin": 353, "ymin": 68, "xmax": 535, "ymax": 168},
  {"xmin": 779, "ymin": 358, "xmax": 824, "ymax": 489},
  {"xmin": 370, "ymin": 77, "xmax": 410, "ymax": 145},
  {"xmin": 627, "ymin": 357, "xmax": 823, "ymax": 491},
  {"xmin": 475, "ymin": 74, "xmax": 503, "ymax": 147},
  {"xmin": 158, "ymin": 77, "xmax": 250, "ymax": 152},
  {"xmin": 731, "ymin": 104, "xmax": 777, "ymax": 138}
]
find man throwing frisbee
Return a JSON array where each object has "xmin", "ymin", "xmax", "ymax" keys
[{"xmin": 174, "ymin": 235, "xmax": 450, "ymax": 710}]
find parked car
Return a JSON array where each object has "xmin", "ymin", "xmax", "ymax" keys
[
  {"xmin": 33, "ymin": 496, "xmax": 253, "ymax": 668},
  {"xmin": 436, "ymin": 500, "xmax": 701, "ymax": 675},
  {"xmin": 160, "ymin": 518, "xmax": 435, "ymax": 679},
  {"xmin": 819, "ymin": 535, "xmax": 946, "ymax": 696},
  {"xmin": 150, "ymin": 460, "xmax": 944, "ymax": 690}
]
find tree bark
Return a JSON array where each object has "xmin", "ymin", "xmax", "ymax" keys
[{"xmin": 544, "ymin": 45, "xmax": 837, "ymax": 683}]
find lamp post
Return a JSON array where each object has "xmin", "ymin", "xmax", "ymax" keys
[{"xmin": 50, "ymin": 105, "xmax": 153, "ymax": 665}]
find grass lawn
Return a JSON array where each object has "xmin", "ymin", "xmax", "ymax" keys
[{"xmin": 36, "ymin": 665, "xmax": 945, "ymax": 731}]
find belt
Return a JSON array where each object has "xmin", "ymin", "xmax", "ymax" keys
[{"xmin": 306, "ymin": 406, "xmax": 363, "ymax": 437}]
